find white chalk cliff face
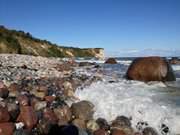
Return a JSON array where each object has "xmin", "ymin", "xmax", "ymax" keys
[{"xmin": 90, "ymin": 48, "xmax": 105, "ymax": 60}]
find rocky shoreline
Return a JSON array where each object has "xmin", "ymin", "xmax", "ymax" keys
[{"xmin": 0, "ymin": 54, "xmax": 169, "ymax": 135}]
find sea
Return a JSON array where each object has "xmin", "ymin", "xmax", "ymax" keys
[{"xmin": 75, "ymin": 57, "xmax": 180, "ymax": 135}]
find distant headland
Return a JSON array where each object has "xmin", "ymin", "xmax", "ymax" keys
[{"xmin": 0, "ymin": 25, "xmax": 104, "ymax": 59}]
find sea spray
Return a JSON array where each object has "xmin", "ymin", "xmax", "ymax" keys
[{"xmin": 75, "ymin": 79, "xmax": 180, "ymax": 134}]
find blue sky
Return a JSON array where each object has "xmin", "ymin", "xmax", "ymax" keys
[{"xmin": 0, "ymin": 0, "xmax": 180, "ymax": 56}]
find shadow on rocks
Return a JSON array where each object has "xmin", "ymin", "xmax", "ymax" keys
[{"xmin": 48, "ymin": 124, "xmax": 79, "ymax": 135}]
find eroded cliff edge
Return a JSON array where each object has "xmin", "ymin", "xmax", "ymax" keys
[{"xmin": 0, "ymin": 26, "xmax": 104, "ymax": 59}]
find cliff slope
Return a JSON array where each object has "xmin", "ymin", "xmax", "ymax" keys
[{"xmin": 0, "ymin": 26, "xmax": 104, "ymax": 59}]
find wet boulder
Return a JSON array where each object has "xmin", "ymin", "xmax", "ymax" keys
[
  {"xmin": 111, "ymin": 116, "xmax": 133, "ymax": 135},
  {"xmin": 31, "ymin": 85, "xmax": 48, "ymax": 99},
  {"xmin": 62, "ymin": 81, "xmax": 75, "ymax": 98},
  {"xmin": 33, "ymin": 91, "xmax": 46, "ymax": 99},
  {"xmin": 94, "ymin": 129, "xmax": 108, "ymax": 135},
  {"xmin": 71, "ymin": 100, "xmax": 94, "ymax": 120},
  {"xmin": 0, "ymin": 106, "xmax": 10, "ymax": 122},
  {"xmin": 0, "ymin": 81, "xmax": 9, "ymax": 98},
  {"xmin": 43, "ymin": 108, "xmax": 58, "ymax": 124},
  {"xmin": 17, "ymin": 106, "xmax": 38, "ymax": 130},
  {"xmin": 7, "ymin": 103, "xmax": 20, "ymax": 121},
  {"xmin": 142, "ymin": 127, "xmax": 158, "ymax": 135},
  {"xmin": 0, "ymin": 122, "xmax": 15, "ymax": 135},
  {"xmin": 36, "ymin": 118, "xmax": 53, "ymax": 135},
  {"xmin": 105, "ymin": 58, "xmax": 117, "ymax": 64},
  {"xmin": 126, "ymin": 57, "xmax": 176, "ymax": 82},
  {"xmin": 96, "ymin": 118, "xmax": 109, "ymax": 130},
  {"xmin": 44, "ymin": 96, "xmax": 55, "ymax": 103},
  {"xmin": 17, "ymin": 95, "xmax": 30, "ymax": 106},
  {"xmin": 34, "ymin": 101, "xmax": 47, "ymax": 111},
  {"xmin": 53, "ymin": 105, "xmax": 72, "ymax": 126},
  {"xmin": 111, "ymin": 129, "xmax": 127, "ymax": 135},
  {"xmin": 111, "ymin": 116, "xmax": 131, "ymax": 128},
  {"xmin": 86, "ymin": 120, "xmax": 99, "ymax": 133},
  {"xmin": 36, "ymin": 108, "xmax": 59, "ymax": 134},
  {"xmin": 8, "ymin": 83, "xmax": 20, "ymax": 97}
]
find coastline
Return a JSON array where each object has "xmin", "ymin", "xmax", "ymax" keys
[{"xmin": 0, "ymin": 54, "xmax": 180, "ymax": 135}]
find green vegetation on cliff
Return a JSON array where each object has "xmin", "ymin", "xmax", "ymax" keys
[{"xmin": 0, "ymin": 25, "xmax": 104, "ymax": 58}]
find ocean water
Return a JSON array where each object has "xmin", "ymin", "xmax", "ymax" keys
[{"xmin": 75, "ymin": 58, "xmax": 180, "ymax": 135}]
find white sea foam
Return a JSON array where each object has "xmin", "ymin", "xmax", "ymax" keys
[
  {"xmin": 172, "ymin": 65, "xmax": 180, "ymax": 71},
  {"xmin": 75, "ymin": 79, "xmax": 180, "ymax": 135},
  {"xmin": 75, "ymin": 59, "xmax": 105, "ymax": 64},
  {"xmin": 75, "ymin": 59, "xmax": 132, "ymax": 65},
  {"xmin": 117, "ymin": 60, "xmax": 132, "ymax": 65}
]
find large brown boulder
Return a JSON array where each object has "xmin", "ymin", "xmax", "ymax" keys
[
  {"xmin": 126, "ymin": 57, "xmax": 176, "ymax": 82},
  {"xmin": 105, "ymin": 58, "xmax": 117, "ymax": 64}
]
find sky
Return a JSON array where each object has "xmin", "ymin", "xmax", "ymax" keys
[{"xmin": 0, "ymin": 0, "xmax": 180, "ymax": 56}]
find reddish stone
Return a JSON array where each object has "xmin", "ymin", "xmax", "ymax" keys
[
  {"xmin": 126, "ymin": 56, "xmax": 176, "ymax": 82},
  {"xmin": 94, "ymin": 129, "xmax": 108, "ymax": 135},
  {"xmin": 0, "ymin": 106, "xmax": 10, "ymax": 122},
  {"xmin": 17, "ymin": 95, "xmax": 29, "ymax": 106},
  {"xmin": 111, "ymin": 129, "xmax": 127, "ymax": 135},
  {"xmin": 134, "ymin": 132, "xmax": 142, "ymax": 135},
  {"xmin": 43, "ymin": 108, "xmax": 58, "ymax": 124},
  {"xmin": 17, "ymin": 106, "xmax": 38, "ymax": 130},
  {"xmin": 0, "ymin": 122, "xmax": 15, "ymax": 135},
  {"xmin": 8, "ymin": 83, "xmax": 19, "ymax": 92},
  {"xmin": 44, "ymin": 96, "xmax": 55, "ymax": 103}
]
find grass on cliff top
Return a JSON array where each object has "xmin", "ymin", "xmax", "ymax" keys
[{"xmin": 0, "ymin": 25, "xmax": 103, "ymax": 57}]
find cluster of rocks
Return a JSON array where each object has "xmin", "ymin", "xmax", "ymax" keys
[
  {"xmin": 0, "ymin": 79, "xmax": 162, "ymax": 135},
  {"xmin": 0, "ymin": 54, "xmax": 77, "ymax": 83},
  {"xmin": 0, "ymin": 54, "xmax": 173, "ymax": 134},
  {"xmin": 0, "ymin": 54, "xmax": 104, "ymax": 135}
]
